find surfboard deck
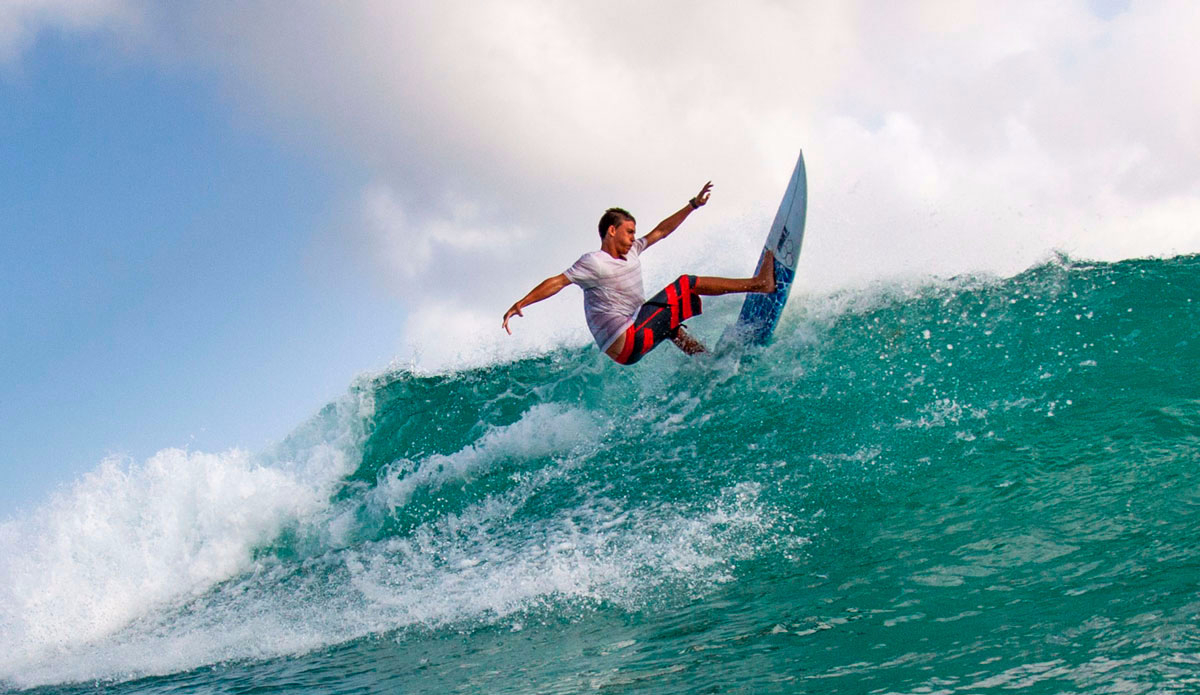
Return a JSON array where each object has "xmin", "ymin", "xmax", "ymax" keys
[{"xmin": 725, "ymin": 150, "xmax": 807, "ymax": 346}]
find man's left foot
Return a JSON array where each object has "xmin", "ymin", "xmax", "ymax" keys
[{"xmin": 672, "ymin": 326, "xmax": 707, "ymax": 355}]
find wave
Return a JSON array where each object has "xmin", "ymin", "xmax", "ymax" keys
[{"xmin": 3, "ymin": 252, "xmax": 1198, "ymax": 690}]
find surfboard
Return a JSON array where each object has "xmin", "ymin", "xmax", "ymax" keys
[{"xmin": 728, "ymin": 150, "xmax": 808, "ymax": 345}]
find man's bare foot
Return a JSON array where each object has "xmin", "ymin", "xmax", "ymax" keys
[
  {"xmin": 672, "ymin": 326, "xmax": 707, "ymax": 355},
  {"xmin": 756, "ymin": 251, "xmax": 777, "ymax": 293}
]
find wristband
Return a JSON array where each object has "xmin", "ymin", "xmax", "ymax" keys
[{"xmin": 689, "ymin": 197, "xmax": 700, "ymax": 210}]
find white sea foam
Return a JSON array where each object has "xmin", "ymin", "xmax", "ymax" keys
[
  {"xmin": 369, "ymin": 403, "xmax": 602, "ymax": 510},
  {"xmin": 0, "ymin": 389, "xmax": 372, "ymax": 689},
  {"xmin": 1, "ymin": 439, "xmax": 772, "ymax": 688},
  {"xmin": 0, "ymin": 450, "xmax": 325, "ymax": 679},
  {"xmin": 0, "ymin": 383, "xmax": 782, "ymax": 689},
  {"xmin": 344, "ymin": 490, "xmax": 759, "ymax": 630}
]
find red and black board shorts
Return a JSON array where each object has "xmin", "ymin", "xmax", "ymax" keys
[{"xmin": 615, "ymin": 275, "xmax": 702, "ymax": 365}]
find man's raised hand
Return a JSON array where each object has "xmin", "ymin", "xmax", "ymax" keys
[{"xmin": 691, "ymin": 181, "xmax": 713, "ymax": 208}]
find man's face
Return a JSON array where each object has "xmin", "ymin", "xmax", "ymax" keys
[{"xmin": 610, "ymin": 219, "xmax": 637, "ymax": 256}]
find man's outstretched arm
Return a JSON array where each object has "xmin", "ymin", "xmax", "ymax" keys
[
  {"xmin": 503, "ymin": 274, "xmax": 571, "ymax": 334},
  {"xmin": 641, "ymin": 181, "xmax": 712, "ymax": 249}
]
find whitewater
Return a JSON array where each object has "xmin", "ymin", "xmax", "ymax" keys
[{"xmin": 2, "ymin": 253, "xmax": 1199, "ymax": 694}]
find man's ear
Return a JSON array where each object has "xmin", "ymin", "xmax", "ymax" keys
[{"xmin": 606, "ymin": 225, "xmax": 615, "ymax": 237}]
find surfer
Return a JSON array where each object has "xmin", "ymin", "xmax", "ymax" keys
[{"xmin": 502, "ymin": 182, "xmax": 776, "ymax": 364}]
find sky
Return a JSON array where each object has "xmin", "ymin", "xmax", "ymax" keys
[{"xmin": 2, "ymin": 0, "xmax": 1198, "ymax": 516}]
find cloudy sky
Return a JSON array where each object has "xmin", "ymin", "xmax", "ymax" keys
[{"xmin": 2, "ymin": 0, "xmax": 1197, "ymax": 514}]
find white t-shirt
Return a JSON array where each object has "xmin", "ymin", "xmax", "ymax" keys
[{"xmin": 564, "ymin": 238, "xmax": 648, "ymax": 351}]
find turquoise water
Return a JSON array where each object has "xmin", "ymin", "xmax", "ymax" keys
[{"xmin": 3, "ymin": 254, "xmax": 1199, "ymax": 693}]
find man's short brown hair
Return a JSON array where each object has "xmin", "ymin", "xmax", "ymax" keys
[{"xmin": 598, "ymin": 207, "xmax": 635, "ymax": 240}]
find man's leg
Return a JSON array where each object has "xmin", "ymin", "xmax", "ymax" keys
[
  {"xmin": 692, "ymin": 251, "xmax": 776, "ymax": 296},
  {"xmin": 608, "ymin": 259, "xmax": 773, "ymax": 364},
  {"xmin": 669, "ymin": 253, "xmax": 775, "ymax": 356}
]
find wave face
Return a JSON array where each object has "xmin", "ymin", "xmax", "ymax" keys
[{"xmin": 3, "ymin": 254, "xmax": 1200, "ymax": 694}]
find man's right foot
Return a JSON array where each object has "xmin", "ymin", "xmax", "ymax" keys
[{"xmin": 758, "ymin": 251, "xmax": 777, "ymax": 293}]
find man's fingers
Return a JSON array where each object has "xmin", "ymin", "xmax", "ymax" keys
[{"xmin": 502, "ymin": 306, "xmax": 523, "ymax": 335}]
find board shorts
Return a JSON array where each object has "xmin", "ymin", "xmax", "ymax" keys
[{"xmin": 614, "ymin": 275, "xmax": 702, "ymax": 365}]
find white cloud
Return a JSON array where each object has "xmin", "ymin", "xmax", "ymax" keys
[
  {"xmin": 0, "ymin": 0, "xmax": 136, "ymax": 64},
  {"xmin": 15, "ymin": 1, "xmax": 1200, "ymax": 365},
  {"xmin": 358, "ymin": 184, "xmax": 519, "ymax": 282}
]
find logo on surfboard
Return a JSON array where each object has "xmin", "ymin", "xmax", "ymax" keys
[{"xmin": 776, "ymin": 225, "xmax": 796, "ymax": 266}]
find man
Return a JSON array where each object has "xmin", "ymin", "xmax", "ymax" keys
[{"xmin": 502, "ymin": 182, "xmax": 775, "ymax": 364}]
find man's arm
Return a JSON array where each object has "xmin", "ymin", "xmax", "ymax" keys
[
  {"xmin": 503, "ymin": 274, "xmax": 571, "ymax": 334},
  {"xmin": 641, "ymin": 181, "xmax": 712, "ymax": 249}
]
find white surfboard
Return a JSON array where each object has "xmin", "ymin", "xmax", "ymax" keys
[{"xmin": 728, "ymin": 150, "xmax": 808, "ymax": 345}]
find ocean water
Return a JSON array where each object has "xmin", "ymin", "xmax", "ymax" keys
[{"xmin": 3, "ymin": 254, "xmax": 1199, "ymax": 694}]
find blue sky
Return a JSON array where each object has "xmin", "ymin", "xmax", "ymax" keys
[
  {"xmin": 1, "ymin": 1, "xmax": 1197, "ymax": 517},
  {"xmin": 0, "ymin": 33, "xmax": 401, "ymax": 514}
]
